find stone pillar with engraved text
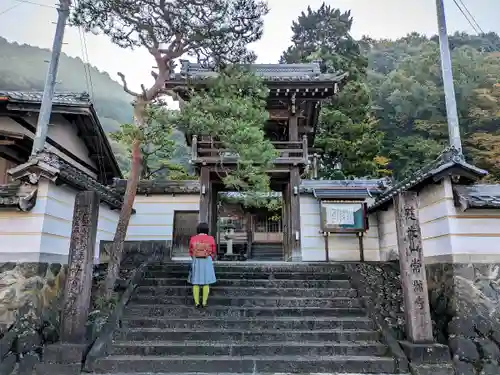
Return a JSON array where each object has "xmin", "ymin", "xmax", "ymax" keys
[
  {"xmin": 393, "ymin": 191, "xmax": 433, "ymax": 343},
  {"xmin": 60, "ymin": 190, "xmax": 99, "ymax": 344}
]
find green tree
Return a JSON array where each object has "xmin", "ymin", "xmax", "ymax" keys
[
  {"xmin": 281, "ymin": 4, "xmax": 386, "ymax": 178},
  {"xmin": 109, "ymin": 104, "xmax": 193, "ymax": 181},
  {"xmin": 71, "ymin": 0, "xmax": 269, "ymax": 300},
  {"xmin": 366, "ymin": 35, "xmax": 500, "ymax": 180},
  {"xmin": 173, "ymin": 68, "xmax": 277, "ymax": 194}
]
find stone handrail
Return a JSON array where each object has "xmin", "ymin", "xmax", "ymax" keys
[
  {"xmin": 344, "ymin": 262, "xmax": 409, "ymax": 373},
  {"xmin": 83, "ymin": 249, "xmax": 163, "ymax": 372}
]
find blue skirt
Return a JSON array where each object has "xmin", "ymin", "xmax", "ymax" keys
[{"xmin": 188, "ymin": 257, "xmax": 216, "ymax": 285}]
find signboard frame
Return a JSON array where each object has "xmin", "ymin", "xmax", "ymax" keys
[{"xmin": 319, "ymin": 200, "xmax": 368, "ymax": 233}]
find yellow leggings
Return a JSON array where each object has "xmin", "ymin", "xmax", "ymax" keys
[{"xmin": 192, "ymin": 285, "xmax": 210, "ymax": 306}]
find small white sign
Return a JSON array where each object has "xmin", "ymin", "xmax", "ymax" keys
[{"xmin": 325, "ymin": 204, "xmax": 359, "ymax": 226}]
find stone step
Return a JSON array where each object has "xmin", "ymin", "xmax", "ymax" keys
[
  {"xmin": 138, "ymin": 277, "xmax": 353, "ymax": 289},
  {"xmin": 110, "ymin": 340, "xmax": 389, "ymax": 357},
  {"xmin": 134, "ymin": 285, "xmax": 357, "ymax": 297},
  {"xmin": 250, "ymin": 256, "xmax": 283, "ymax": 261},
  {"xmin": 92, "ymin": 355, "xmax": 398, "ymax": 374},
  {"xmin": 251, "ymin": 250, "xmax": 283, "ymax": 257},
  {"xmin": 94, "ymin": 373, "xmax": 410, "ymax": 375},
  {"xmin": 121, "ymin": 316, "xmax": 375, "ymax": 331},
  {"xmin": 129, "ymin": 295, "xmax": 362, "ymax": 308},
  {"xmin": 144, "ymin": 262, "xmax": 347, "ymax": 274},
  {"xmin": 123, "ymin": 305, "xmax": 367, "ymax": 319},
  {"xmin": 114, "ymin": 328, "xmax": 381, "ymax": 342},
  {"xmin": 250, "ymin": 251, "xmax": 282, "ymax": 256},
  {"xmin": 143, "ymin": 270, "xmax": 350, "ymax": 280}
]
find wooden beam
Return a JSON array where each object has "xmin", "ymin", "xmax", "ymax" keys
[{"xmin": 269, "ymin": 108, "xmax": 305, "ymax": 121}]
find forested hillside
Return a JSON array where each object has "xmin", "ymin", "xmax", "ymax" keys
[
  {"xmin": 2, "ymin": 26, "xmax": 500, "ymax": 181},
  {"xmin": 0, "ymin": 36, "xmax": 132, "ymax": 132},
  {"xmin": 280, "ymin": 3, "xmax": 500, "ymax": 181},
  {"xmin": 363, "ymin": 32, "xmax": 500, "ymax": 180},
  {"xmin": 0, "ymin": 36, "xmax": 190, "ymax": 174}
]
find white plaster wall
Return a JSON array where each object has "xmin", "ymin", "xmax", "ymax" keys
[
  {"xmin": 374, "ymin": 178, "xmax": 500, "ymax": 262},
  {"xmin": 0, "ymin": 177, "xmax": 119, "ymax": 263},
  {"xmin": 376, "ymin": 207, "xmax": 397, "ymax": 261},
  {"xmin": 418, "ymin": 179, "xmax": 454, "ymax": 259},
  {"xmin": 376, "ymin": 180, "xmax": 454, "ymax": 261},
  {"xmin": 447, "ymin": 181, "xmax": 500, "ymax": 261},
  {"xmin": 300, "ymin": 195, "xmax": 380, "ymax": 261},
  {"xmin": 0, "ymin": 180, "xmax": 48, "ymax": 261},
  {"xmin": 125, "ymin": 194, "xmax": 200, "ymax": 241},
  {"xmin": 39, "ymin": 181, "xmax": 119, "ymax": 262},
  {"xmin": 38, "ymin": 181, "xmax": 75, "ymax": 261}
]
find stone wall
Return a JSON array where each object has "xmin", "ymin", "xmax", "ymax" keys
[
  {"xmin": 87, "ymin": 240, "xmax": 171, "ymax": 344},
  {"xmin": 346, "ymin": 261, "xmax": 406, "ymax": 340},
  {"xmin": 0, "ymin": 262, "xmax": 67, "ymax": 374},
  {"xmin": 427, "ymin": 263, "xmax": 500, "ymax": 375}
]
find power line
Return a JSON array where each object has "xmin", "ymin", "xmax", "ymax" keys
[
  {"xmin": 73, "ymin": 0, "xmax": 106, "ymax": 179},
  {"xmin": 0, "ymin": 3, "xmax": 22, "ymax": 16},
  {"xmin": 452, "ymin": 0, "xmax": 480, "ymax": 34},
  {"xmin": 14, "ymin": 0, "xmax": 56, "ymax": 8},
  {"xmin": 452, "ymin": 0, "xmax": 500, "ymax": 52},
  {"xmin": 455, "ymin": 0, "xmax": 484, "ymax": 34}
]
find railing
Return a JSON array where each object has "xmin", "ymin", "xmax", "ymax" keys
[{"xmin": 191, "ymin": 135, "xmax": 308, "ymax": 164}]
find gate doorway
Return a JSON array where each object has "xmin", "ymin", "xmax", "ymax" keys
[{"xmin": 172, "ymin": 210, "xmax": 199, "ymax": 257}]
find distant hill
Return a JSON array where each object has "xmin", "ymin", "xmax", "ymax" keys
[
  {"xmin": 0, "ymin": 36, "xmax": 132, "ymax": 132},
  {"xmin": 0, "ymin": 37, "xmax": 190, "ymax": 175}
]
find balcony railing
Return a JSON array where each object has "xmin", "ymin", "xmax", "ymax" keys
[{"xmin": 191, "ymin": 136, "xmax": 309, "ymax": 165}]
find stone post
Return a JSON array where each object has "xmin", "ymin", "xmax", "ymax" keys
[
  {"xmin": 60, "ymin": 190, "xmax": 99, "ymax": 343},
  {"xmin": 393, "ymin": 191, "xmax": 433, "ymax": 343}
]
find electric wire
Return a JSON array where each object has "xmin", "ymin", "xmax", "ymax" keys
[
  {"xmin": 73, "ymin": 0, "xmax": 107, "ymax": 181},
  {"xmin": 14, "ymin": 0, "xmax": 56, "ymax": 8},
  {"xmin": 452, "ymin": 0, "xmax": 480, "ymax": 34},
  {"xmin": 452, "ymin": 0, "xmax": 499, "ymax": 51},
  {"xmin": 0, "ymin": 3, "xmax": 22, "ymax": 16},
  {"xmin": 455, "ymin": 0, "xmax": 484, "ymax": 34}
]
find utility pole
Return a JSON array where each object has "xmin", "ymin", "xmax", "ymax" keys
[
  {"xmin": 31, "ymin": 0, "xmax": 72, "ymax": 156},
  {"xmin": 435, "ymin": 0, "xmax": 463, "ymax": 154}
]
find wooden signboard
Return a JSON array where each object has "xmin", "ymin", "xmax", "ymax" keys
[{"xmin": 320, "ymin": 201, "xmax": 368, "ymax": 233}]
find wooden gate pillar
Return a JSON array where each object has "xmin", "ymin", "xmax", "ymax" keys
[
  {"xmin": 199, "ymin": 166, "xmax": 211, "ymax": 225},
  {"xmin": 282, "ymin": 183, "xmax": 291, "ymax": 261},
  {"xmin": 289, "ymin": 167, "xmax": 302, "ymax": 261}
]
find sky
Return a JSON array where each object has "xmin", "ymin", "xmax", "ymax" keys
[{"xmin": 0, "ymin": 0, "xmax": 499, "ymax": 92}]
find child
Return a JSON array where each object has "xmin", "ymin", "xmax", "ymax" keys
[{"xmin": 188, "ymin": 222, "xmax": 217, "ymax": 308}]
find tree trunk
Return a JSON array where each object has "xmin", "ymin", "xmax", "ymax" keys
[{"xmin": 102, "ymin": 102, "xmax": 146, "ymax": 300}]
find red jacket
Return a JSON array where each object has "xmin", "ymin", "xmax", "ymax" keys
[{"xmin": 189, "ymin": 234, "xmax": 216, "ymax": 259}]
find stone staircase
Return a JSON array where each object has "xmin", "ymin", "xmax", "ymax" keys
[
  {"xmin": 250, "ymin": 243, "xmax": 283, "ymax": 260},
  {"xmin": 91, "ymin": 262, "xmax": 409, "ymax": 374}
]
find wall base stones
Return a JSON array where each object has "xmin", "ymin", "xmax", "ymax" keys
[
  {"xmin": 346, "ymin": 261, "xmax": 406, "ymax": 340},
  {"xmin": 427, "ymin": 263, "xmax": 500, "ymax": 375},
  {"xmin": 0, "ymin": 262, "xmax": 67, "ymax": 374}
]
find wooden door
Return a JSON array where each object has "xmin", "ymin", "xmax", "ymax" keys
[{"xmin": 172, "ymin": 211, "xmax": 199, "ymax": 257}]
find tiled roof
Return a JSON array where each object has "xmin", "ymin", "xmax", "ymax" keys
[
  {"xmin": 173, "ymin": 60, "xmax": 349, "ymax": 83},
  {"xmin": 453, "ymin": 184, "xmax": 500, "ymax": 210},
  {"xmin": 301, "ymin": 179, "xmax": 387, "ymax": 199},
  {"xmin": 113, "ymin": 178, "xmax": 387, "ymax": 197},
  {"xmin": 369, "ymin": 147, "xmax": 488, "ymax": 211},
  {"xmin": 0, "ymin": 91, "xmax": 91, "ymax": 106},
  {"xmin": 0, "ymin": 90, "xmax": 122, "ymax": 181}
]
